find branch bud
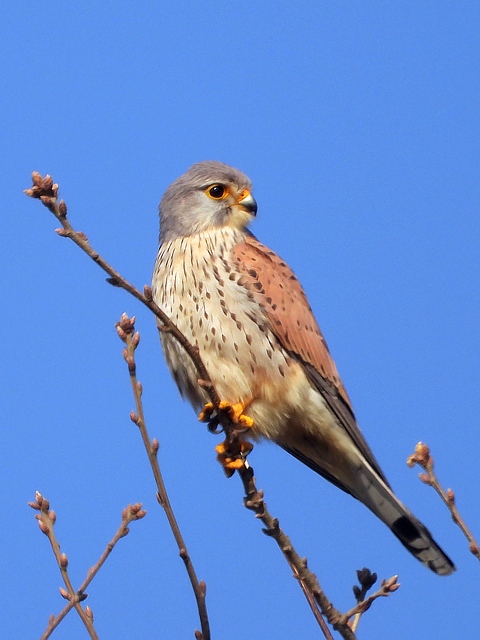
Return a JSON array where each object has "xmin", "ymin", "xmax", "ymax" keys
[
  {"xmin": 40, "ymin": 195, "xmax": 56, "ymax": 211},
  {"xmin": 37, "ymin": 518, "xmax": 49, "ymax": 535},
  {"xmin": 144, "ymin": 285, "xmax": 153, "ymax": 300},
  {"xmin": 43, "ymin": 175, "xmax": 53, "ymax": 191},
  {"xmin": 116, "ymin": 325, "xmax": 128, "ymax": 342},
  {"xmin": 58, "ymin": 200, "xmax": 68, "ymax": 217},
  {"xmin": 126, "ymin": 355, "xmax": 136, "ymax": 374},
  {"xmin": 418, "ymin": 473, "xmax": 432, "ymax": 484},
  {"xmin": 383, "ymin": 575, "xmax": 400, "ymax": 593},
  {"xmin": 34, "ymin": 491, "xmax": 42, "ymax": 505},
  {"xmin": 32, "ymin": 171, "xmax": 43, "ymax": 186}
]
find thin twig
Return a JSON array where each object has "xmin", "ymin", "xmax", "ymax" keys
[
  {"xmin": 116, "ymin": 313, "xmax": 210, "ymax": 640},
  {"xmin": 29, "ymin": 491, "xmax": 98, "ymax": 639},
  {"xmin": 407, "ymin": 442, "xmax": 480, "ymax": 560},
  {"xmin": 29, "ymin": 493, "xmax": 145, "ymax": 639},
  {"xmin": 239, "ymin": 464, "xmax": 356, "ymax": 640},
  {"xmin": 24, "ymin": 173, "xmax": 220, "ymax": 410},
  {"xmin": 349, "ymin": 568, "xmax": 378, "ymax": 633},
  {"xmin": 292, "ymin": 566, "xmax": 335, "ymax": 640},
  {"xmin": 339, "ymin": 575, "xmax": 400, "ymax": 626}
]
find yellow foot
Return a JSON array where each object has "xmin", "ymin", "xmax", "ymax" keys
[
  {"xmin": 220, "ymin": 401, "xmax": 255, "ymax": 429},
  {"xmin": 198, "ymin": 402, "xmax": 215, "ymax": 423},
  {"xmin": 215, "ymin": 440, "xmax": 254, "ymax": 471},
  {"xmin": 198, "ymin": 400, "xmax": 254, "ymax": 429}
]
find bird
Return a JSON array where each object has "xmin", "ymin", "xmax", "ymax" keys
[{"xmin": 152, "ymin": 160, "xmax": 454, "ymax": 576}]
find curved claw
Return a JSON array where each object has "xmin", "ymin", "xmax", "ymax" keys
[
  {"xmin": 218, "ymin": 401, "xmax": 254, "ymax": 428},
  {"xmin": 198, "ymin": 400, "xmax": 255, "ymax": 429},
  {"xmin": 215, "ymin": 440, "xmax": 254, "ymax": 471},
  {"xmin": 198, "ymin": 402, "xmax": 215, "ymax": 423}
]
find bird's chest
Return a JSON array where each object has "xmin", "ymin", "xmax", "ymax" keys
[{"xmin": 152, "ymin": 232, "xmax": 289, "ymax": 408}]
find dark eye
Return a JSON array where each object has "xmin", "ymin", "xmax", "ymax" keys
[{"xmin": 208, "ymin": 184, "xmax": 226, "ymax": 199}]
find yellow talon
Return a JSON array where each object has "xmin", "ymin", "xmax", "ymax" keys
[
  {"xmin": 238, "ymin": 414, "xmax": 254, "ymax": 429},
  {"xmin": 218, "ymin": 401, "xmax": 255, "ymax": 429},
  {"xmin": 198, "ymin": 402, "xmax": 214, "ymax": 422},
  {"xmin": 215, "ymin": 442, "xmax": 227, "ymax": 455},
  {"xmin": 215, "ymin": 440, "xmax": 254, "ymax": 471},
  {"xmin": 198, "ymin": 400, "xmax": 254, "ymax": 429}
]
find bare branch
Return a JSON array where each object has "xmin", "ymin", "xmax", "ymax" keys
[
  {"xmin": 238, "ymin": 464, "xmax": 357, "ymax": 639},
  {"xmin": 117, "ymin": 313, "xmax": 210, "ymax": 640},
  {"xmin": 349, "ymin": 568, "xmax": 377, "ymax": 633},
  {"xmin": 340, "ymin": 575, "xmax": 400, "ymax": 626},
  {"xmin": 29, "ymin": 493, "xmax": 145, "ymax": 639},
  {"xmin": 24, "ymin": 172, "xmax": 220, "ymax": 411},
  {"xmin": 29, "ymin": 491, "xmax": 98, "ymax": 639},
  {"xmin": 407, "ymin": 442, "xmax": 480, "ymax": 561}
]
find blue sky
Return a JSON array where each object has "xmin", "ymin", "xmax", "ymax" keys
[{"xmin": 3, "ymin": 2, "xmax": 479, "ymax": 638}]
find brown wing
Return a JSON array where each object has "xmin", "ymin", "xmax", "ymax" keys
[{"xmin": 233, "ymin": 232, "xmax": 389, "ymax": 486}]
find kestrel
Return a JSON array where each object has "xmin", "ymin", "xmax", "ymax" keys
[{"xmin": 152, "ymin": 161, "xmax": 454, "ymax": 575}]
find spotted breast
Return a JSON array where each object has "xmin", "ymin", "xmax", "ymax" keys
[{"xmin": 152, "ymin": 226, "xmax": 301, "ymax": 441}]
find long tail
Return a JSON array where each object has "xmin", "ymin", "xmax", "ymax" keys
[
  {"xmin": 282, "ymin": 442, "xmax": 455, "ymax": 576},
  {"xmin": 353, "ymin": 461, "xmax": 455, "ymax": 575}
]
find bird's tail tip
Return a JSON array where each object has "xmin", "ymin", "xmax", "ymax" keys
[{"xmin": 391, "ymin": 514, "xmax": 455, "ymax": 576}]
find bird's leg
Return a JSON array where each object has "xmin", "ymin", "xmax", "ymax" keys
[
  {"xmin": 220, "ymin": 400, "xmax": 255, "ymax": 428},
  {"xmin": 198, "ymin": 400, "xmax": 254, "ymax": 429},
  {"xmin": 215, "ymin": 439, "xmax": 254, "ymax": 471},
  {"xmin": 198, "ymin": 402, "xmax": 217, "ymax": 423},
  {"xmin": 198, "ymin": 400, "xmax": 255, "ymax": 474}
]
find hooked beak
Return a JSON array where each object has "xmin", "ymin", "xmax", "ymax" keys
[{"xmin": 237, "ymin": 190, "xmax": 257, "ymax": 216}]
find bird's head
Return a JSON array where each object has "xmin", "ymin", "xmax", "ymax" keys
[{"xmin": 159, "ymin": 160, "xmax": 257, "ymax": 243}]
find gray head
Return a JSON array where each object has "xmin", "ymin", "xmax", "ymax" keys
[{"xmin": 159, "ymin": 161, "xmax": 257, "ymax": 243}]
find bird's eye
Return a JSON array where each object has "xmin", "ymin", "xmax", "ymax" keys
[{"xmin": 207, "ymin": 184, "xmax": 226, "ymax": 199}]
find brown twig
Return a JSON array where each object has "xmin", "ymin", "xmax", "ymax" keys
[
  {"xmin": 29, "ymin": 491, "xmax": 98, "ymax": 639},
  {"xmin": 239, "ymin": 464, "xmax": 356, "ymax": 640},
  {"xmin": 29, "ymin": 492, "xmax": 145, "ymax": 639},
  {"xmin": 407, "ymin": 442, "xmax": 480, "ymax": 560},
  {"xmin": 339, "ymin": 575, "xmax": 400, "ymax": 627},
  {"xmin": 349, "ymin": 568, "xmax": 378, "ymax": 633},
  {"xmin": 116, "ymin": 313, "xmax": 210, "ymax": 640},
  {"xmin": 24, "ymin": 173, "xmax": 219, "ymax": 410},
  {"xmin": 296, "ymin": 578, "xmax": 335, "ymax": 640}
]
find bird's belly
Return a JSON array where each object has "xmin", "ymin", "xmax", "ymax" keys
[
  {"xmin": 161, "ymin": 313, "xmax": 347, "ymax": 453},
  {"xmin": 153, "ymin": 267, "xmax": 297, "ymax": 438},
  {"xmin": 160, "ymin": 302, "xmax": 296, "ymax": 429}
]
